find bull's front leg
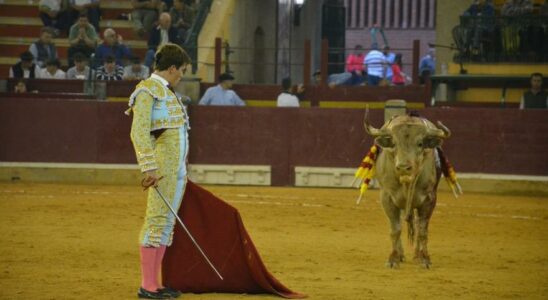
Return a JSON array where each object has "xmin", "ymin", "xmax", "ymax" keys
[
  {"xmin": 381, "ymin": 191, "xmax": 404, "ymax": 268},
  {"xmin": 415, "ymin": 197, "xmax": 436, "ymax": 269}
]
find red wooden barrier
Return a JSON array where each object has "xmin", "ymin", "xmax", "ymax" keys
[{"xmin": 1, "ymin": 98, "xmax": 546, "ymax": 186}]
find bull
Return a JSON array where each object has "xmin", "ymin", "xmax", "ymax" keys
[{"xmin": 364, "ymin": 111, "xmax": 451, "ymax": 269}]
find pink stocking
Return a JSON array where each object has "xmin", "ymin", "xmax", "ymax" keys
[
  {"xmin": 155, "ymin": 245, "xmax": 167, "ymax": 288},
  {"xmin": 140, "ymin": 246, "xmax": 159, "ymax": 292}
]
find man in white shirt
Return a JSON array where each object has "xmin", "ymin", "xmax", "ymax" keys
[
  {"xmin": 9, "ymin": 51, "xmax": 41, "ymax": 79},
  {"xmin": 38, "ymin": 59, "xmax": 66, "ymax": 79},
  {"xmin": 277, "ymin": 77, "xmax": 303, "ymax": 107},
  {"xmin": 199, "ymin": 73, "xmax": 246, "ymax": 106},
  {"xmin": 66, "ymin": 52, "xmax": 93, "ymax": 79},
  {"xmin": 363, "ymin": 44, "xmax": 387, "ymax": 86},
  {"xmin": 123, "ymin": 57, "xmax": 150, "ymax": 80}
]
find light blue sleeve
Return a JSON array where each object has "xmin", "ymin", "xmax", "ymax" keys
[
  {"xmin": 232, "ymin": 92, "xmax": 245, "ymax": 106},
  {"xmin": 198, "ymin": 88, "xmax": 212, "ymax": 105}
]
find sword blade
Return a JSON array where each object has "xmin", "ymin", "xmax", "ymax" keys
[{"xmin": 153, "ymin": 187, "xmax": 224, "ymax": 280}]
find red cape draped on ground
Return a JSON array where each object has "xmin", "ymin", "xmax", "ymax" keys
[{"xmin": 162, "ymin": 180, "xmax": 306, "ymax": 299}]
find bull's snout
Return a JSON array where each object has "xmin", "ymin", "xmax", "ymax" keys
[{"xmin": 396, "ymin": 163, "xmax": 413, "ymax": 173}]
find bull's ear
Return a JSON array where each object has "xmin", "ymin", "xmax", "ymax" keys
[
  {"xmin": 375, "ymin": 135, "xmax": 394, "ymax": 148},
  {"xmin": 422, "ymin": 136, "xmax": 442, "ymax": 149}
]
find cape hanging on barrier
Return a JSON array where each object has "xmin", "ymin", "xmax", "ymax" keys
[{"xmin": 162, "ymin": 180, "xmax": 307, "ymax": 299}]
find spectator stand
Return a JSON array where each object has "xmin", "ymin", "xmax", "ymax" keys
[
  {"xmin": 429, "ymin": 74, "xmax": 548, "ymax": 107},
  {"xmin": 0, "ymin": 0, "xmax": 147, "ymax": 78},
  {"xmin": 208, "ymin": 37, "xmax": 428, "ymax": 108},
  {"xmin": 455, "ymin": 15, "xmax": 548, "ymax": 63}
]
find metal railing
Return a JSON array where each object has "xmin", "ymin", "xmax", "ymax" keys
[
  {"xmin": 454, "ymin": 16, "xmax": 548, "ymax": 63},
  {"xmin": 183, "ymin": 0, "xmax": 214, "ymax": 73}
]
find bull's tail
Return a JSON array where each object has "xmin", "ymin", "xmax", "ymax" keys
[
  {"xmin": 437, "ymin": 147, "xmax": 463, "ymax": 199},
  {"xmin": 406, "ymin": 211, "xmax": 415, "ymax": 246},
  {"xmin": 404, "ymin": 174, "xmax": 420, "ymax": 246}
]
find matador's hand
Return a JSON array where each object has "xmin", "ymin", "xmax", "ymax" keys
[{"xmin": 141, "ymin": 170, "xmax": 164, "ymax": 190}]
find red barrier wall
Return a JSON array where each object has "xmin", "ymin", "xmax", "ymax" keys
[{"xmin": 1, "ymin": 98, "xmax": 547, "ymax": 185}]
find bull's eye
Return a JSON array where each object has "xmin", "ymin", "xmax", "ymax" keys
[{"xmin": 375, "ymin": 136, "xmax": 395, "ymax": 148}]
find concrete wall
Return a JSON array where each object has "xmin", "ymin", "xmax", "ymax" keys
[
  {"xmin": 228, "ymin": 0, "xmax": 277, "ymax": 84},
  {"xmin": 197, "ymin": 0, "xmax": 335, "ymax": 85}
]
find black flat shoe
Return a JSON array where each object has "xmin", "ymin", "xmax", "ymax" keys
[
  {"xmin": 137, "ymin": 287, "xmax": 171, "ymax": 299},
  {"xmin": 159, "ymin": 287, "xmax": 182, "ymax": 298}
]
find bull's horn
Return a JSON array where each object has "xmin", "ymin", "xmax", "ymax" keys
[
  {"xmin": 363, "ymin": 106, "xmax": 383, "ymax": 136},
  {"xmin": 426, "ymin": 121, "xmax": 451, "ymax": 139},
  {"xmin": 436, "ymin": 121, "xmax": 451, "ymax": 138}
]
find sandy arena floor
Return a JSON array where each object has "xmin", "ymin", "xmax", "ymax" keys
[{"xmin": 0, "ymin": 182, "xmax": 547, "ymax": 300}]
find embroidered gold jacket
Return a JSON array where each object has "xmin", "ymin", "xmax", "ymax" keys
[{"xmin": 127, "ymin": 77, "xmax": 187, "ymax": 172}]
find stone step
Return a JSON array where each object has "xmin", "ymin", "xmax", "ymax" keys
[
  {"xmin": 0, "ymin": 6, "xmax": 130, "ymax": 20},
  {"xmin": 0, "ymin": 17, "xmax": 136, "ymax": 38}
]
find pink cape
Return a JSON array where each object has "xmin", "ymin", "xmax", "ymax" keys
[{"xmin": 162, "ymin": 180, "xmax": 306, "ymax": 299}]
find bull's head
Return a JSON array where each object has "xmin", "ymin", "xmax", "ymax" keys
[{"xmin": 364, "ymin": 109, "xmax": 451, "ymax": 183}]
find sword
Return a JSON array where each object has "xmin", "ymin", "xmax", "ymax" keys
[{"xmin": 153, "ymin": 186, "xmax": 224, "ymax": 280}]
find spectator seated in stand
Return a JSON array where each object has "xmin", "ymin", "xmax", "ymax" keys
[
  {"xmin": 123, "ymin": 57, "xmax": 150, "ymax": 80},
  {"xmin": 67, "ymin": 52, "xmax": 94, "ymax": 80},
  {"xmin": 463, "ymin": 0, "xmax": 495, "ymax": 17},
  {"xmin": 67, "ymin": 13, "xmax": 98, "ymax": 67},
  {"xmin": 70, "ymin": 0, "xmax": 101, "ymax": 32},
  {"xmin": 391, "ymin": 53, "xmax": 411, "ymax": 86},
  {"xmin": 520, "ymin": 72, "xmax": 547, "ymax": 109},
  {"xmin": 144, "ymin": 12, "xmax": 181, "ymax": 68},
  {"xmin": 199, "ymin": 73, "xmax": 246, "ymax": 106},
  {"xmin": 38, "ymin": 0, "xmax": 72, "ymax": 35},
  {"xmin": 9, "ymin": 51, "xmax": 41, "ymax": 79},
  {"xmin": 383, "ymin": 46, "xmax": 396, "ymax": 83},
  {"xmin": 502, "ymin": 0, "xmax": 533, "ymax": 16},
  {"xmin": 462, "ymin": 0, "xmax": 495, "ymax": 55},
  {"xmin": 345, "ymin": 45, "xmax": 365, "ymax": 86},
  {"xmin": 419, "ymin": 48, "xmax": 436, "ymax": 84},
  {"xmin": 95, "ymin": 55, "xmax": 124, "ymax": 80},
  {"xmin": 95, "ymin": 28, "xmax": 132, "ymax": 66},
  {"xmin": 312, "ymin": 70, "xmax": 345, "ymax": 88},
  {"xmin": 131, "ymin": 0, "xmax": 161, "ymax": 37},
  {"xmin": 37, "ymin": 58, "xmax": 66, "ymax": 79},
  {"xmin": 170, "ymin": 0, "xmax": 196, "ymax": 42},
  {"xmin": 542, "ymin": 0, "xmax": 548, "ymax": 16},
  {"xmin": 363, "ymin": 43, "xmax": 387, "ymax": 86},
  {"xmin": 14, "ymin": 79, "xmax": 27, "ymax": 93},
  {"xmin": 29, "ymin": 27, "xmax": 58, "ymax": 68},
  {"xmin": 277, "ymin": 77, "xmax": 304, "ymax": 107}
]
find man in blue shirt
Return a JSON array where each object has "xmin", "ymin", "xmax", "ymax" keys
[
  {"xmin": 199, "ymin": 73, "xmax": 246, "ymax": 106},
  {"xmin": 95, "ymin": 28, "xmax": 132, "ymax": 66},
  {"xmin": 419, "ymin": 48, "xmax": 435, "ymax": 84}
]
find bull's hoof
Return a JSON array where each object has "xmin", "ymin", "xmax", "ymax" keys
[
  {"xmin": 387, "ymin": 251, "xmax": 403, "ymax": 268},
  {"xmin": 420, "ymin": 258, "xmax": 432, "ymax": 269},
  {"xmin": 386, "ymin": 261, "xmax": 400, "ymax": 269},
  {"xmin": 414, "ymin": 251, "xmax": 431, "ymax": 269}
]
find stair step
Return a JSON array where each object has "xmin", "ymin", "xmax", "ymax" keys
[
  {"xmin": 0, "ymin": 17, "xmax": 133, "ymax": 27},
  {"xmin": 0, "ymin": 36, "xmax": 147, "ymax": 47},
  {"xmin": 1, "ymin": 0, "xmax": 131, "ymax": 9},
  {"xmin": 0, "ymin": 23, "xmax": 136, "ymax": 39},
  {"xmin": 0, "ymin": 4, "xmax": 131, "ymax": 19},
  {"xmin": 0, "ymin": 44, "xmax": 148, "ymax": 58}
]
